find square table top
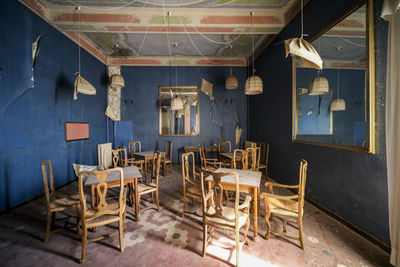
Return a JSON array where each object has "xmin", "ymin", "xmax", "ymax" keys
[
  {"xmin": 205, "ymin": 168, "xmax": 262, "ymax": 188},
  {"xmin": 84, "ymin": 166, "xmax": 142, "ymax": 186}
]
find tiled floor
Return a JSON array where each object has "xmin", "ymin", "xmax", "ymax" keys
[{"xmin": 0, "ymin": 165, "xmax": 391, "ymax": 266}]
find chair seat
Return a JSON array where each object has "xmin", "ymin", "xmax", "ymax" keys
[
  {"xmin": 205, "ymin": 206, "xmax": 248, "ymax": 230},
  {"xmin": 259, "ymin": 163, "xmax": 267, "ymax": 169},
  {"xmin": 50, "ymin": 194, "xmax": 80, "ymax": 211},
  {"xmin": 85, "ymin": 202, "xmax": 126, "ymax": 227},
  {"xmin": 268, "ymin": 198, "xmax": 300, "ymax": 217},
  {"xmin": 138, "ymin": 183, "xmax": 156, "ymax": 194},
  {"xmin": 187, "ymin": 184, "xmax": 201, "ymax": 196}
]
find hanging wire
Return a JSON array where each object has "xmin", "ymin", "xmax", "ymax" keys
[
  {"xmin": 300, "ymin": 0, "xmax": 304, "ymax": 38},
  {"xmin": 77, "ymin": 6, "xmax": 81, "ymax": 75},
  {"xmin": 230, "ymin": 44, "xmax": 233, "ymax": 75},
  {"xmin": 251, "ymin": 11, "xmax": 255, "ymax": 75},
  {"xmin": 337, "ymin": 63, "xmax": 340, "ymax": 98}
]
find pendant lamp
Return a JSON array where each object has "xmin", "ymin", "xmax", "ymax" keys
[
  {"xmin": 110, "ymin": 73, "xmax": 125, "ymax": 89},
  {"xmin": 225, "ymin": 45, "xmax": 238, "ymax": 89},
  {"xmin": 245, "ymin": 11, "xmax": 263, "ymax": 95},
  {"xmin": 308, "ymin": 76, "xmax": 329, "ymax": 95},
  {"xmin": 331, "ymin": 63, "xmax": 346, "ymax": 111}
]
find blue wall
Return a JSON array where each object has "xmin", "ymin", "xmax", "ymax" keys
[
  {"xmin": 249, "ymin": 0, "xmax": 389, "ymax": 245},
  {"xmin": 0, "ymin": 0, "xmax": 108, "ymax": 212},
  {"xmin": 117, "ymin": 66, "xmax": 248, "ymax": 163}
]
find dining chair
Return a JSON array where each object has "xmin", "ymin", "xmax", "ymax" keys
[
  {"xmin": 128, "ymin": 141, "xmax": 141, "ymax": 158},
  {"xmin": 218, "ymin": 140, "xmax": 232, "ymax": 167},
  {"xmin": 260, "ymin": 159, "xmax": 308, "ymax": 249},
  {"xmin": 246, "ymin": 147, "xmax": 259, "ymax": 171},
  {"xmin": 199, "ymin": 146, "xmax": 223, "ymax": 171},
  {"xmin": 258, "ymin": 143, "xmax": 270, "ymax": 175},
  {"xmin": 181, "ymin": 152, "xmax": 201, "ymax": 218},
  {"xmin": 164, "ymin": 140, "xmax": 173, "ymax": 171},
  {"xmin": 118, "ymin": 146, "xmax": 144, "ymax": 174},
  {"xmin": 41, "ymin": 160, "xmax": 80, "ymax": 242},
  {"xmin": 244, "ymin": 140, "xmax": 257, "ymax": 149},
  {"xmin": 233, "ymin": 149, "xmax": 249, "ymax": 170},
  {"xmin": 137, "ymin": 151, "xmax": 161, "ymax": 214},
  {"xmin": 200, "ymin": 170, "xmax": 251, "ymax": 267},
  {"xmin": 78, "ymin": 168, "xmax": 127, "ymax": 263}
]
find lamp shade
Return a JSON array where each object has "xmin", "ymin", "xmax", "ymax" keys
[
  {"xmin": 284, "ymin": 38, "xmax": 323, "ymax": 69},
  {"xmin": 330, "ymin": 98, "xmax": 346, "ymax": 111},
  {"xmin": 110, "ymin": 74, "xmax": 125, "ymax": 89},
  {"xmin": 244, "ymin": 75, "xmax": 263, "ymax": 95},
  {"xmin": 73, "ymin": 74, "xmax": 96, "ymax": 100},
  {"xmin": 225, "ymin": 75, "xmax": 238, "ymax": 89},
  {"xmin": 170, "ymin": 96, "xmax": 184, "ymax": 110},
  {"xmin": 308, "ymin": 76, "xmax": 329, "ymax": 95}
]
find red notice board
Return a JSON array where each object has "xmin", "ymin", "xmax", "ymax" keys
[{"xmin": 65, "ymin": 122, "xmax": 89, "ymax": 142}]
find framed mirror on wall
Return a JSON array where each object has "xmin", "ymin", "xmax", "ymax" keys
[
  {"xmin": 292, "ymin": 0, "xmax": 375, "ymax": 153},
  {"xmin": 159, "ymin": 85, "xmax": 200, "ymax": 136}
]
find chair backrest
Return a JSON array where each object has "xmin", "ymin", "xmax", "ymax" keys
[
  {"xmin": 233, "ymin": 149, "xmax": 249, "ymax": 170},
  {"xmin": 78, "ymin": 168, "xmax": 125, "ymax": 222},
  {"xmin": 165, "ymin": 141, "xmax": 173, "ymax": 160},
  {"xmin": 112, "ymin": 149, "xmax": 120, "ymax": 168},
  {"xmin": 218, "ymin": 140, "xmax": 231, "ymax": 153},
  {"xmin": 246, "ymin": 147, "xmax": 258, "ymax": 171},
  {"xmin": 198, "ymin": 146, "xmax": 206, "ymax": 168},
  {"xmin": 151, "ymin": 151, "xmax": 162, "ymax": 186},
  {"xmin": 298, "ymin": 159, "xmax": 308, "ymax": 212},
  {"xmin": 200, "ymin": 170, "xmax": 240, "ymax": 225},
  {"xmin": 41, "ymin": 160, "xmax": 56, "ymax": 208},
  {"xmin": 259, "ymin": 143, "xmax": 269, "ymax": 164},
  {"xmin": 118, "ymin": 146, "xmax": 129, "ymax": 167},
  {"xmin": 128, "ymin": 141, "xmax": 141, "ymax": 158},
  {"xmin": 182, "ymin": 152, "xmax": 196, "ymax": 185},
  {"xmin": 244, "ymin": 140, "xmax": 256, "ymax": 149}
]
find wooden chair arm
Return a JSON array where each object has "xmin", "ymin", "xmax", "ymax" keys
[
  {"xmin": 265, "ymin": 181, "xmax": 299, "ymax": 190},
  {"xmin": 205, "ymin": 158, "xmax": 219, "ymax": 163},
  {"xmin": 238, "ymin": 195, "xmax": 252, "ymax": 210},
  {"xmin": 260, "ymin": 192, "xmax": 298, "ymax": 201}
]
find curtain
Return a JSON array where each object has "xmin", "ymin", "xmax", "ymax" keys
[{"xmin": 382, "ymin": 1, "xmax": 400, "ymax": 266}]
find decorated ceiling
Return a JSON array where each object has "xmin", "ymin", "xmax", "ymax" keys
[{"xmin": 19, "ymin": 0, "xmax": 366, "ymax": 67}]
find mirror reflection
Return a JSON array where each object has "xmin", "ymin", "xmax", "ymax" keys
[
  {"xmin": 159, "ymin": 85, "xmax": 199, "ymax": 136},
  {"xmin": 292, "ymin": 2, "xmax": 373, "ymax": 151}
]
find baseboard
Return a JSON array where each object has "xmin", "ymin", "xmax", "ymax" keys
[{"xmin": 267, "ymin": 174, "xmax": 390, "ymax": 254}]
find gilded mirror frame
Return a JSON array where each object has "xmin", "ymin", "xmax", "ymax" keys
[
  {"xmin": 159, "ymin": 85, "xmax": 200, "ymax": 137},
  {"xmin": 292, "ymin": 0, "xmax": 375, "ymax": 153}
]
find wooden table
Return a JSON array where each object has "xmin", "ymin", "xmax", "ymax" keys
[
  {"xmin": 184, "ymin": 146, "xmax": 218, "ymax": 155},
  {"xmin": 134, "ymin": 151, "xmax": 166, "ymax": 178},
  {"xmin": 205, "ymin": 167, "xmax": 262, "ymax": 240},
  {"xmin": 219, "ymin": 152, "xmax": 241, "ymax": 167},
  {"xmin": 85, "ymin": 166, "xmax": 143, "ymax": 220}
]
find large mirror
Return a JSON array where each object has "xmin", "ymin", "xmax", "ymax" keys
[
  {"xmin": 159, "ymin": 85, "xmax": 200, "ymax": 136},
  {"xmin": 292, "ymin": 0, "xmax": 375, "ymax": 153}
]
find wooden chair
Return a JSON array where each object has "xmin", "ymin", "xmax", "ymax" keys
[
  {"xmin": 118, "ymin": 146, "xmax": 144, "ymax": 173},
  {"xmin": 41, "ymin": 160, "xmax": 80, "ymax": 242},
  {"xmin": 218, "ymin": 140, "xmax": 232, "ymax": 167},
  {"xmin": 260, "ymin": 159, "xmax": 308, "ymax": 249},
  {"xmin": 246, "ymin": 147, "xmax": 259, "ymax": 171},
  {"xmin": 77, "ymin": 168, "xmax": 126, "ymax": 263},
  {"xmin": 128, "ymin": 141, "xmax": 141, "ymax": 157},
  {"xmin": 199, "ymin": 146, "xmax": 223, "ymax": 171},
  {"xmin": 181, "ymin": 152, "xmax": 201, "ymax": 218},
  {"xmin": 137, "ymin": 151, "xmax": 161, "ymax": 214},
  {"xmin": 200, "ymin": 170, "xmax": 251, "ymax": 267},
  {"xmin": 244, "ymin": 140, "xmax": 256, "ymax": 149},
  {"xmin": 164, "ymin": 140, "xmax": 173, "ymax": 171},
  {"xmin": 258, "ymin": 143, "xmax": 269, "ymax": 175},
  {"xmin": 233, "ymin": 149, "xmax": 249, "ymax": 170}
]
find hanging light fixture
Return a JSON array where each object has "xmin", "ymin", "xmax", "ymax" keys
[
  {"xmin": 308, "ymin": 75, "xmax": 329, "ymax": 95},
  {"xmin": 284, "ymin": 0, "xmax": 323, "ymax": 69},
  {"xmin": 331, "ymin": 62, "xmax": 346, "ymax": 111},
  {"xmin": 109, "ymin": 44, "xmax": 125, "ymax": 89},
  {"xmin": 225, "ymin": 44, "xmax": 238, "ymax": 89},
  {"xmin": 245, "ymin": 11, "xmax": 263, "ymax": 95},
  {"xmin": 170, "ymin": 41, "xmax": 183, "ymax": 110}
]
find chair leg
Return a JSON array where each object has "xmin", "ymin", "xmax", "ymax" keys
[
  {"xmin": 119, "ymin": 219, "xmax": 124, "ymax": 252},
  {"xmin": 264, "ymin": 207, "xmax": 271, "ymax": 240},
  {"xmin": 202, "ymin": 224, "xmax": 207, "ymax": 257},
  {"xmin": 155, "ymin": 190, "xmax": 160, "ymax": 211},
  {"xmin": 81, "ymin": 227, "xmax": 88, "ymax": 264},
  {"xmin": 236, "ymin": 228, "xmax": 240, "ymax": 267},
  {"xmin": 298, "ymin": 217, "xmax": 305, "ymax": 250},
  {"xmin": 44, "ymin": 211, "xmax": 52, "ymax": 242},
  {"xmin": 182, "ymin": 193, "xmax": 186, "ymax": 218}
]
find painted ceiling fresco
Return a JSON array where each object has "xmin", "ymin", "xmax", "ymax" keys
[{"xmin": 19, "ymin": 0, "xmax": 366, "ymax": 67}]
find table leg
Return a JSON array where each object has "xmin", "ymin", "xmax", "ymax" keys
[
  {"xmin": 134, "ymin": 178, "xmax": 140, "ymax": 221},
  {"xmin": 253, "ymin": 187, "xmax": 259, "ymax": 240},
  {"xmin": 144, "ymin": 159, "xmax": 148, "ymax": 180}
]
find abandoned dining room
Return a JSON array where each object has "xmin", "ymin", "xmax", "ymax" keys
[{"xmin": 1, "ymin": 0, "xmax": 399, "ymax": 266}]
